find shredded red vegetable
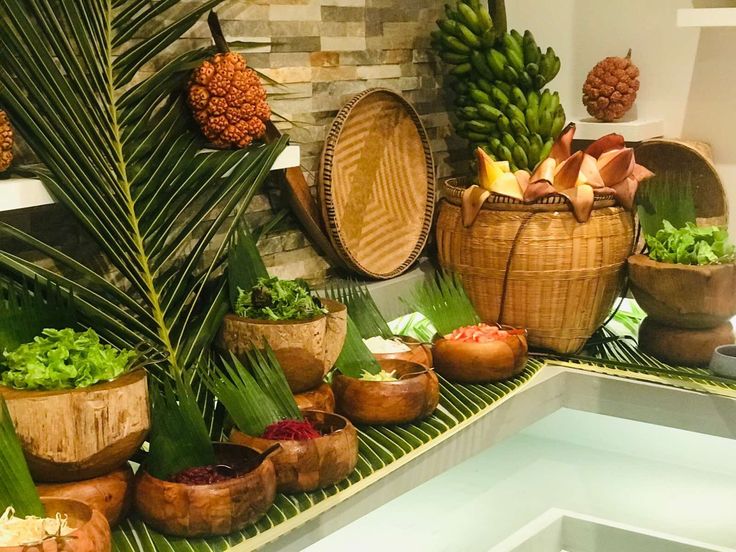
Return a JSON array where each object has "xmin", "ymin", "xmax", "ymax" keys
[
  {"xmin": 262, "ymin": 419, "xmax": 321, "ymax": 440},
  {"xmin": 170, "ymin": 465, "xmax": 233, "ymax": 485}
]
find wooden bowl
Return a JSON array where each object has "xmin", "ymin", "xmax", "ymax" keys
[
  {"xmin": 332, "ymin": 359, "xmax": 439, "ymax": 425},
  {"xmin": 294, "ymin": 383, "xmax": 335, "ymax": 412},
  {"xmin": 217, "ymin": 298, "xmax": 347, "ymax": 393},
  {"xmin": 639, "ymin": 318, "xmax": 734, "ymax": 367},
  {"xmin": 0, "ymin": 497, "xmax": 111, "ymax": 551},
  {"xmin": 373, "ymin": 336, "xmax": 433, "ymax": 369},
  {"xmin": 432, "ymin": 331, "xmax": 528, "ymax": 383},
  {"xmin": 36, "ymin": 464, "xmax": 134, "ymax": 527},
  {"xmin": 133, "ymin": 443, "xmax": 276, "ymax": 538},
  {"xmin": 0, "ymin": 370, "xmax": 149, "ymax": 483},
  {"xmin": 230, "ymin": 410, "xmax": 358, "ymax": 493},
  {"xmin": 628, "ymin": 254, "xmax": 736, "ymax": 328}
]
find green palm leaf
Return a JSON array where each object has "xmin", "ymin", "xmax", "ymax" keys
[{"xmin": 0, "ymin": 2, "xmax": 289, "ymax": 379}]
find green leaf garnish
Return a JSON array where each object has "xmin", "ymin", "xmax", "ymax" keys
[
  {"xmin": 235, "ymin": 277, "xmax": 327, "ymax": 321},
  {"xmin": 646, "ymin": 221, "xmax": 735, "ymax": 265}
]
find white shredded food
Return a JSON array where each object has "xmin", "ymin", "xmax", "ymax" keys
[
  {"xmin": 363, "ymin": 336, "xmax": 410, "ymax": 354},
  {"xmin": 0, "ymin": 506, "xmax": 75, "ymax": 546}
]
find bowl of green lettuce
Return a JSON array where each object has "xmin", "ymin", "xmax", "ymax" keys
[{"xmin": 628, "ymin": 221, "xmax": 736, "ymax": 328}]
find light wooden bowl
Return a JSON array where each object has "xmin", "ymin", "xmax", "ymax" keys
[
  {"xmin": 0, "ymin": 498, "xmax": 111, "ymax": 552},
  {"xmin": 294, "ymin": 383, "xmax": 335, "ymax": 412},
  {"xmin": 36, "ymin": 464, "xmax": 134, "ymax": 527},
  {"xmin": 133, "ymin": 443, "xmax": 276, "ymax": 538},
  {"xmin": 230, "ymin": 410, "xmax": 358, "ymax": 493},
  {"xmin": 432, "ymin": 331, "xmax": 528, "ymax": 383},
  {"xmin": 332, "ymin": 359, "xmax": 439, "ymax": 425},
  {"xmin": 218, "ymin": 298, "xmax": 347, "ymax": 393},
  {"xmin": 628, "ymin": 254, "xmax": 736, "ymax": 328},
  {"xmin": 0, "ymin": 370, "xmax": 149, "ymax": 483},
  {"xmin": 373, "ymin": 336, "xmax": 433, "ymax": 369}
]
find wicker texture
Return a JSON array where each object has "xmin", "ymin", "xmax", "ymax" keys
[
  {"xmin": 437, "ymin": 179, "xmax": 634, "ymax": 353},
  {"xmin": 319, "ymin": 88, "xmax": 435, "ymax": 279}
]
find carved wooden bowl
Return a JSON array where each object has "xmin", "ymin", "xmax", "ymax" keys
[
  {"xmin": 0, "ymin": 370, "xmax": 149, "ymax": 483},
  {"xmin": 432, "ymin": 331, "xmax": 528, "ymax": 383},
  {"xmin": 0, "ymin": 498, "xmax": 111, "ymax": 552},
  {"xmin": 133, "ymin": 443, "xmax": 276, "ymax": 538},
  {"xmin": 332, "ymin": 359, "xmax": 439, "ymax": 425},
  {"xmin": 36, "ymin": 464, "xmax": 134, "ymax": 527},
  {"xmin": 230, "ymin": 410, "xmax": 358, "ymax": 493},
  {"xmin": 294, "ymin": 383, "xmax": 335, "ymax": 412},
  {"xmin": 218, "ymin": 298, "xmax": 347, "ymax": 393},
  {"xmin": 373, "ymin": 336, "xmax": 433, "ymax": 369}
]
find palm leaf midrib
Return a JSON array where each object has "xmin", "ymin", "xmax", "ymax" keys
[{"xmin": 103, "ymin": 0, "xmax": 181, "ymax": 372}]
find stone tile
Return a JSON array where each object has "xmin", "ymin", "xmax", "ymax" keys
[
  {"xmin": 310, "ymin": 51, "xmax": 340, "ymax": 67},
  {"xmin": 321, "ymin": 6, "xmax": 365, "ymax": 22},
  {"xmin": 356, "ymin": 64, "xmax": 401, "ymax": 80},
  {"xmin": 269, "ymin": 3, "xmax": 321, "ymax": 21},
  {"xmin": 320, "ymin": 36, "xmax": 366, "ymax": 52}
]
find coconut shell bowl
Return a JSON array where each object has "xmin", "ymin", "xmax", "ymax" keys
[
  {"xmin": 0, "ymin": 369, "xmax": 149, "ymax": 483},
  {"xmin": 332, "ymin": 359, "xmax": 439, "ymax": 425},
  {"xmin": 37, "ymin": 463, "xmax": 134, "ymax": 527},
  {"xmin": 133, "ymin": 443, "xmax": 277, "ymax": 538},
  {"xmin": 432, "ymin": 329, "xmax": 528, "ymax": 383},
  {"xmin": 294, "ymin": 383, "xmax": 336, "ymax": 412},
  {"xmin": 0, "ymin": 498, "xmax": 111, "ymax": 552},
  {"xmin": 218, "ymin": 298, "xmax": 347, "ymax": 393},
  {"xmin": 372, "ymin": 336, "xmax": 433, "ymax": 369},
  {"xmin": 230, "ymin": 410, "xmax": 358, "ymax": 494}
]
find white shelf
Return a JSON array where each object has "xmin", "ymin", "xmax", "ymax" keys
[
  {"xmin": 677, "ymin": 7, "xmax": 736, "ymax": 27},
  {"xmin": 0, "ymin": 145, "xmax": 300, "ymax": 213},
  {"xmin": 572, "ymin": 117, "xmax": 664, "ymax": 142}
]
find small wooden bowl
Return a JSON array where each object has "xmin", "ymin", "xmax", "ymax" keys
[
  {"xmin": 36, "ymin": 464, "xmax": 134, "ymax": 527},
  {"xmin": 332, "ymin": 359, "xmax": 439, "ymax": 425},
  {"xmin": 230, "ymin": 410, "xmax": 358, "ymax": 493},
  {"xmin": 373, "ymin": 336, "xmax": 433, "ymax": 369},
  {"xmin": 0, "ymin": 370, "xmax": 149, "ymax": 483},
  {"xmin": 432, "ymin": 330, "xmax": 528, "ymax": 383},
  {"xmin": 0, "ymin": 498, "xmax": 111, "ymax": 552},
  {"xmin": 133, "ymin": 443, "xmax": 276, "ymax": 538},
  {"xmin": 218, "ymin": 298, "xmax": 347, "ymax": 393},
  {"xmin": 294, "ymin": 383, "xmax": 335, "ymax": 412}
]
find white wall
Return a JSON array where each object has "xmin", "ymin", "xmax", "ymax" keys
[{"xmin": 507, "ymin": 0, "xmax": 736, "ymax": 235}]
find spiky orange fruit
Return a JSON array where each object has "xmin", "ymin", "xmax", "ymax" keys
[
  {"xmin": 187, "ymin": 52, "xmax": 271, "ymax": 149},
  {"xmin": 582, "ymin": 50, "xmax": 640, "ymax": 122},
  {"xmin": 0, "ymin": 110, "xmax": 13, "ymax": 172}
]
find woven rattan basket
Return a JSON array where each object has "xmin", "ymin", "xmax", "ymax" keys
[{"xmin": 437, "ymin": 177, "xmax": 635, "ymax": 353}]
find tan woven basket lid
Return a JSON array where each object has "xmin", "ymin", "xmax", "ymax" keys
[{"xmin": 319, "ymin": 88, "xmax": 435, "ymax": 279}]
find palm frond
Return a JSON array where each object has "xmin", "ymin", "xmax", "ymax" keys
[
  {"xmin": 334, "ymin": 315, "xmax": 381, "ymax": 378},
  {"xmin": 327, "ymin": 281, "xmax": 392, "ymax": 339},
  {"xmin": 0, "ymin": 276, "xmax": 76, "ymax": 353},
  {"xmin": 403, "ymin": 271, "xmax": 480, "ymax": 336},
  {"xmin": 228, "ymin": 222, "xmax": 269, "ymax": 310},
  {"xmin": 0, "ymin": 396, "xmax": 43, "ymax": 517},
  {"xmin": 0, "ymin": 2, "xmax": 288, "ymax": 379}
]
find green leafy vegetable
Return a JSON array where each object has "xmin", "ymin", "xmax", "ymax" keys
[
  {"xmin": 335, "ymin": 316, "xmax": 381, "ymax": 379},
  {"xmin": 235, "ymin": 277, "xmax": 327, "ymax": 321},
  {"xmin": 0, "ymin": 396, "xmax": 44, "ymax": 517},
  {"xmin": 145, "ymin": 374, "xmax": 216, "ymax": 481},
  {"xmin": 1, "ymin": 328, "xmax": 135, "ymax": 390},
  {"xmin": 403, "ymin": 272, "xmax": 480, "ymax": 336},
  {"xmin": 327, "ymin": 280, "xmax": 392, "ymax": 339},
  {"xmin": 201, "ymin": 346, "xmax": 302, "ymax": 437},
  {"xmin": 646, "ymin": 220, "xmax": 735, "ymax": 265}
]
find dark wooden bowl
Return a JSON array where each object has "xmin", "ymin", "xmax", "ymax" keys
[
  {"xmin": 37, "ymin": 463, "xmax": 134, "ymax": 527},
  {"xmin": 133, "ymin": 443, "xmax": 277, "ymax": 538},
  {"xmin": 373, "ymin": 336, "xmax": 433, "ymax": 369},
  {"xmin": 294, "ymin": 383, "xmax": 336, "ymax": 412},
  {"xmin": 332, "ymin": 359, "xmax": 439, "ymax": 425},
  {"xmin": 432, "ymin": 331, "xmax": 528, "ymax": 383},
  {"xmin": 628, "ymin": 254, "xmax": 736, "ymax": 328},
  {"xmin": 217, "ymin": 298, "xmax": 347, "ymax": 393},
  {"xmin": 0, "ymin": 498, "xmax": 111, "ymax": 552},
  {"xmin": 0, "ymin": 370, "xmax": 149, "ymax": 482},
  {"xmin": 230, "ymin": 410, "xmax": 358, "ymax": 493}
]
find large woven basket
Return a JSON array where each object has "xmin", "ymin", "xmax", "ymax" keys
[{"xmin": 437, "ymin": 177, "xmax": 635, "ymax": 353}]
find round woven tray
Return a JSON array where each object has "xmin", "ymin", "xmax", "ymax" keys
[{"xmin": 319, "ymin": 88, "xmax": 435, "ymax": 279}]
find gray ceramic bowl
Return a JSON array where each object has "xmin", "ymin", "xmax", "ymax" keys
[{"xmin": 709, "ymin": 344, "xmax": 736, "ymax": 379}]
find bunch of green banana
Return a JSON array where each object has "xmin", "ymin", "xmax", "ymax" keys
[{"xmin": 432, "ymin": 0, "xmax": 565, "ymax": 172}]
